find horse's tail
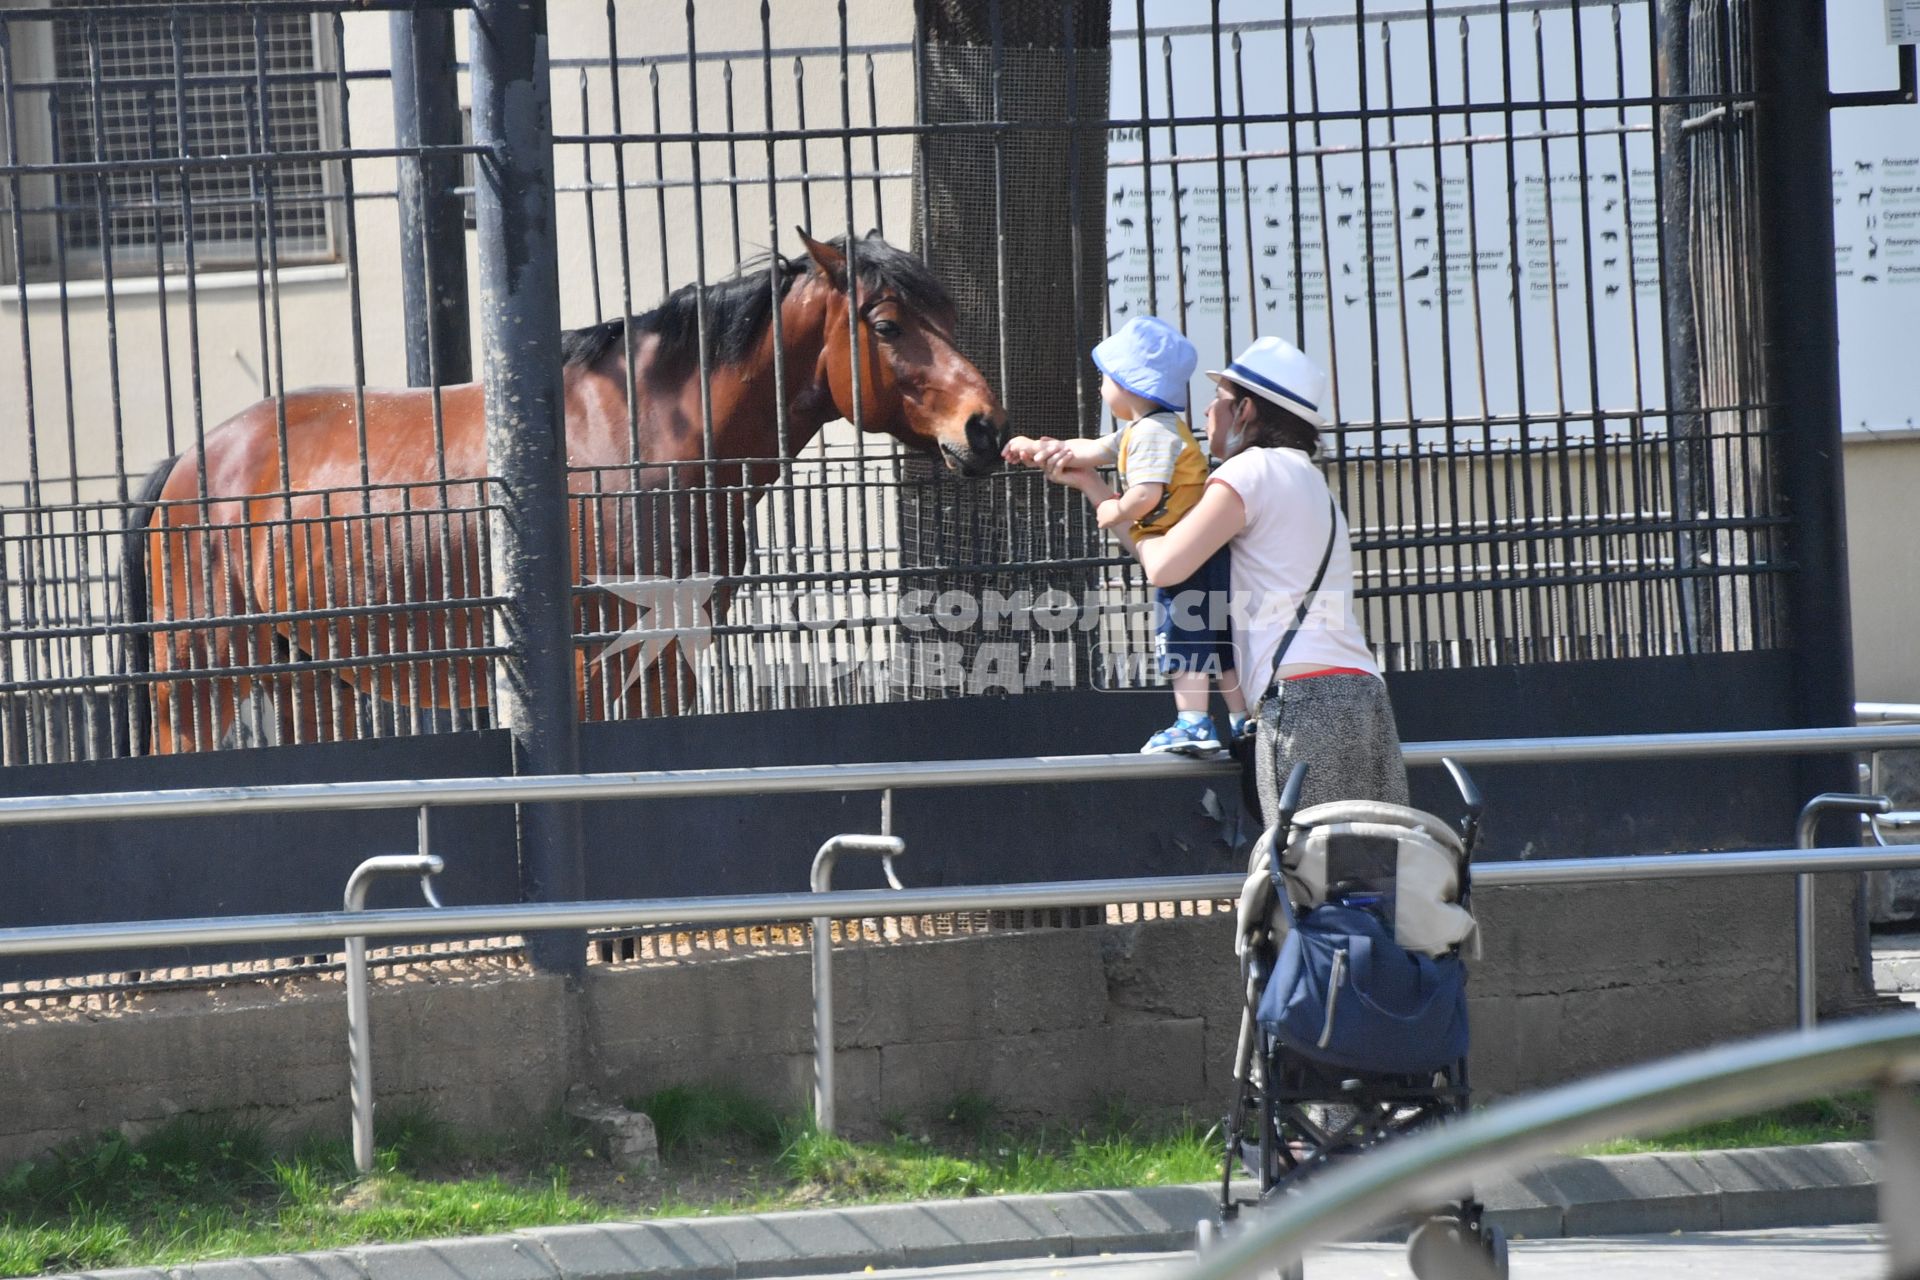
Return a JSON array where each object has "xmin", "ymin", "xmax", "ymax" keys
[{"xmin": 117, "ymin": 456, "xmax": 178, "ymax": 757}]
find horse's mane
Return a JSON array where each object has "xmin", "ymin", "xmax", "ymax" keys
[{"xmin": 560, "ymin": 234, "xmax": 953, "ymax": 373}]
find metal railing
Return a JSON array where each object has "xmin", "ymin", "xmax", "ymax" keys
[
  {"xmin": 5, "ymin": 722, "xmax": 1920, "ymax": 830},
  {"xmin": 809, "ymin": 819, "xmax": 907, "ymax": 1137},
  {"xmin": 343, "ymin": 851, "xmax": 443, "ymax": 1174},
  {"xmin": 1177, "ymin": 1011, "xmax": 1920, "ymax": 1280},
  {"xmin": 3, "ymin": 719, "xmax": 1920, "ymax": 1152},
  {"xmin": 6, "ymin": 842, "xmax": 1920, "ymax": 1162}
]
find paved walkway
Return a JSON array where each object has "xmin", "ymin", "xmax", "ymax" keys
[
  {"xmin": 800, "ymin": 1226, "xmax": 1886, "ymax": 1279},
  {"xmin": 69, "ymin": 1142, "xmax": 1879, "ymax": 1280}
]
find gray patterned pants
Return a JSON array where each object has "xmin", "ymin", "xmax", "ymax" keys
[{"xmin": 1255, "ymin": 672, "xmax": 1410, "ymax": 825}]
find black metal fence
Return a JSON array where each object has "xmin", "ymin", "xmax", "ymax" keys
[{"xmin": 0, "ymin": 0, "xmax": 1847, "ymax": 766}]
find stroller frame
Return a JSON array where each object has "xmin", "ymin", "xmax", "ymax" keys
[{"xmin": 1214, "ymin": 758, "xmax": 1507, "ymax": 1280}]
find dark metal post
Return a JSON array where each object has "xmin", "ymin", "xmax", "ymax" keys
[
  {"xmin": 390, "ymin": 8, "xmax": 472, "ymax": 386},
  {"xmin": 469, "ymin": 0, "xmax": 583, "ymax": 977},
  {"xmin": 1749, "ymin": 0, "xmax": 1855, "ymax": 743},
  {"xmin": 1655, "ymin": 0, "xmax": 1705, "ymax": 651}
]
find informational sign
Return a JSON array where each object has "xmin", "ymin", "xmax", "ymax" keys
[
  {"xmin": 1105, "ymin": 0, "xmax": 1920, "ymax": 440},
  {"xmin": 1833, "ymin": 12, "xmax": 1920, "ymax": 432},
  {"xmin": 1889, "ymin": 0, "xmax": 1920, "ymax": 45},
  {"xmin": 1106, "ymin": 1, "xmax": 1665, "ymax": 447}
]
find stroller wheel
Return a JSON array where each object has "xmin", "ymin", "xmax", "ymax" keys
[
  {"xmin": 1482, "ymin": 1223, "xmax": 1510, "ymax": 1279},
  {"xmin": 1408, "ymin": 1214, "xmax": 1496, "ymax": 1280}
]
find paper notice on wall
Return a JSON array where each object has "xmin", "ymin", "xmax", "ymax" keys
[{"xmin": 1891, "ymin": 0, "xmax": 1920, "ymax": 44}]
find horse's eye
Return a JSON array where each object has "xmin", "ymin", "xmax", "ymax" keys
[{"xmin": 871, "ymin": 318, "xmax": 903, "ymax": 339}]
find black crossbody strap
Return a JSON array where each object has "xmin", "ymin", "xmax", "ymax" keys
[{"xmin": 1259, "ymin": 489, "xmax": 1340, "ymax": 707}]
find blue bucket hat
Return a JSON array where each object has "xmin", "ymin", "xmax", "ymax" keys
[{"xmin": 1091, "ymin": 316, "xmax": 1197, "ymax": 412}]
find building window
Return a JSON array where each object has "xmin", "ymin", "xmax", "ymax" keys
[{"xmin": 3, "ymin": 2, "xmax": 336, "ymax": 283}]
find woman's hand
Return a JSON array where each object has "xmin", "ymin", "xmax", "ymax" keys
[
  {"xmin": 1044, "ymin": 455, "xmax": 1113, "ymax": 500},
  {"xmin": 1030, "ymin": 438, "xmax": 1078, "ymax": 471},
  {"xmin": 1132, "ymin": 482, "xmax": 1247, "ymax": 586},
  {"xmin": 1001, "ymin": 434, "xmax": 1052, "ymax": 467}
]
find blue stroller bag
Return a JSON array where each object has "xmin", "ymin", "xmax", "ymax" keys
[{"xmin": 1256, "ymin": 900, "xmax": 1468, "ymax": 1077}]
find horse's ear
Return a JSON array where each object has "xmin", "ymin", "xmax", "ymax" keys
[{"xmin": 796, "ymin": 228, "xmax": 847, "ymax": 287}]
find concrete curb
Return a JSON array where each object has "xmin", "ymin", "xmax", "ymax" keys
[{"xmin": 67, "ymin": 1142, "xmax": 1879, "ymax": 1280}]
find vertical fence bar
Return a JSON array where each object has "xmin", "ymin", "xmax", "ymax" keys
[
  {"xmin": 469, "ymin": 0, "xmax": 583, "ymax": 978},
  {"xmin": 390, "ymin": 7, "xmax": 473, "ymax": 388}
]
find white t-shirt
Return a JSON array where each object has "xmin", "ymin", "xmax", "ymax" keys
[{"xmin": 1209, "ymin": 446, "xmax": 1381, "ymax": 685}]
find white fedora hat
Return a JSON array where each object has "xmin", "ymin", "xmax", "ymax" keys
[{"xmin": 1205, "ymin": 336, "xmax": 1328, "ymax": 429}]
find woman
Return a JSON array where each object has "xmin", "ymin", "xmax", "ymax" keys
[{"xmin": 1040, "ymin": 336, "xmax": 1408, "ymax": 819}]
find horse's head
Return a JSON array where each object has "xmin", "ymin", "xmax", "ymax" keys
[{"xmin": 798, "ymin": 230, "xmax": 1007, "ymax": 477}]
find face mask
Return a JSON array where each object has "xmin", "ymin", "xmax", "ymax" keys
[{"xmin": 1216, "ymin": 401, "xmax": 1247, "ymax": 458}]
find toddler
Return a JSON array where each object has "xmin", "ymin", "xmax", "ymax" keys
[{"xmin": 1003, "ymin": 315, "xmax": 1245, "ymax": 754}]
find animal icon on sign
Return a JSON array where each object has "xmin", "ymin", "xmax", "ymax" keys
[
  {"xmin": 1603, "ymin": 173, "xmax": 1620, "ymax": 184},
  {"xmin": 1343, "ymin": 294, "xmax": 1360, "ymax": 307},
  {"xmin": 1869, "ymin": 237, "xmax": 1880, "ymax": 260},
  {"xmin": 1411, "ymin": 206, "xmax": 1428, "ymax": 219},
  {"xmin": 1112, "ymin": 187, "xmax": 1128, "ymax": 204},
  {"xmin": 1265, "ymin": 215, "xmax": 1282, "ymax": 228},
  {"xmin": 1265, "ymin": 298, "xmax": 1279, "ymax": 310},
  {"xmin": 1602, "ymin": 230, "xmax": 1621, "ymax": 243},
  {"xmin": 1860, "ymin": 189, "xmax": 1875, "ymax": 205},
  {"xmin": 1414, "ymin": 180, "xmax": 1431, "ymax": 193},
  {"xmin": 1338, "ymin": 182, "xmax": 1356, "ymax": 198},
  {"xmin": 1414, "ymin": 237, "xmax": 1431, "ymax": 251},
  {"xmin": 1107, "ymin": 249, "xmax": 1124, "ymax": 263},
  {"xmin": 1855, "ymin": 160, "xmax": 1875, "ymax": 173},
  {"xmin": 1604, "ymin": 257, "xmax": 1619, "ymax": 269},
  {"xmin": 1263, "ymin": 244, "xmax": 1279, "ymax": 257},
  {"xmin": 1863, "ymin": 274, "xmax": 1881, "ymax": 284},
  {"xmin": 1419, "ymin": 297, "xmax": 1434, "ymax": 308},
  {"xmin": 1338, "ymin": 212, "xmax": 1354, "ymax": 227},
  {"xmin": 1605, "ymin": 283, "xmax": 1621, "ymax": 297},
  {"xmin": 1604, "ymin": 198, "xmax": 1619, "ymax": 213},
  {"xmin": 1117, "ymin": 216, "xmax": 1136, "ymax": 230},
  {"xmin": 1407, "ymin": 264, "xmax": 1432, "ymax": 281},
  {"xmin": 1117, "ymin": 300, "xmax": 1133, "ymax": 316}
]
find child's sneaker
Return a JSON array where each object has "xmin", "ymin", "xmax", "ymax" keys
[{"xmin": 1141, "ymin": 715, "xmax": 1223, "ymax": 756}]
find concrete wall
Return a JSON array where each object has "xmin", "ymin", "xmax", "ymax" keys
[
  {"xmin": 0, "ymin": 874, "xmax": 1867, "ymax": 1166},
  {"xmin": 1841, "ymin": 431, "xmax": 1920, "ymax": 706}
]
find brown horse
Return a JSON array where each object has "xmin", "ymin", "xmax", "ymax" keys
[{"xmin": 123, "ymin": 231, "xmax": 1007, "ymax": 753}]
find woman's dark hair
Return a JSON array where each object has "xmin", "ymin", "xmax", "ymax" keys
[{"xmin": 1222, "ymin": 382, "xmax": 1320, "ymax": 454}]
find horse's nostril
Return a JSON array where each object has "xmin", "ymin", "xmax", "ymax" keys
[{"xmin": 966, "ymin": 412, "xmax": 1005, "ymax": 455}]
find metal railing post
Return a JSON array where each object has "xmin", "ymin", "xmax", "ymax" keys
[
  {"xmin": 345, "ymin": 848, "xmax": 445, "ymax": 1174},
  {"xmin": 1794, "ymin": 792, "xmax": 1892, "ymax": 1029},
  {"xmin": 810, "ymin": 827, "xmax": 906, "ymax": 1136}
]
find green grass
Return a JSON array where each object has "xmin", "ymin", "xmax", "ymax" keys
[
  {"xmin": 0, "ymin": 1095, "xmax": 1220, "ymax": 1275},
  {"xmin": 1580, "ymin": 1092, "xmax": 1874, "ymax": 1156},
  {"xmin": 0, "ymin": 1087, "xmax": 1875, "ymax": 1274},
  {"xmin": 0, "ymin": 1114, "xmax": 606, "ymax": 1277}
]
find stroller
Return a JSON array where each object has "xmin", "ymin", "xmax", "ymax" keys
[{"xmin": 1213, "ymin": 758, "xmax": 1505, "ymax": 1280}]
